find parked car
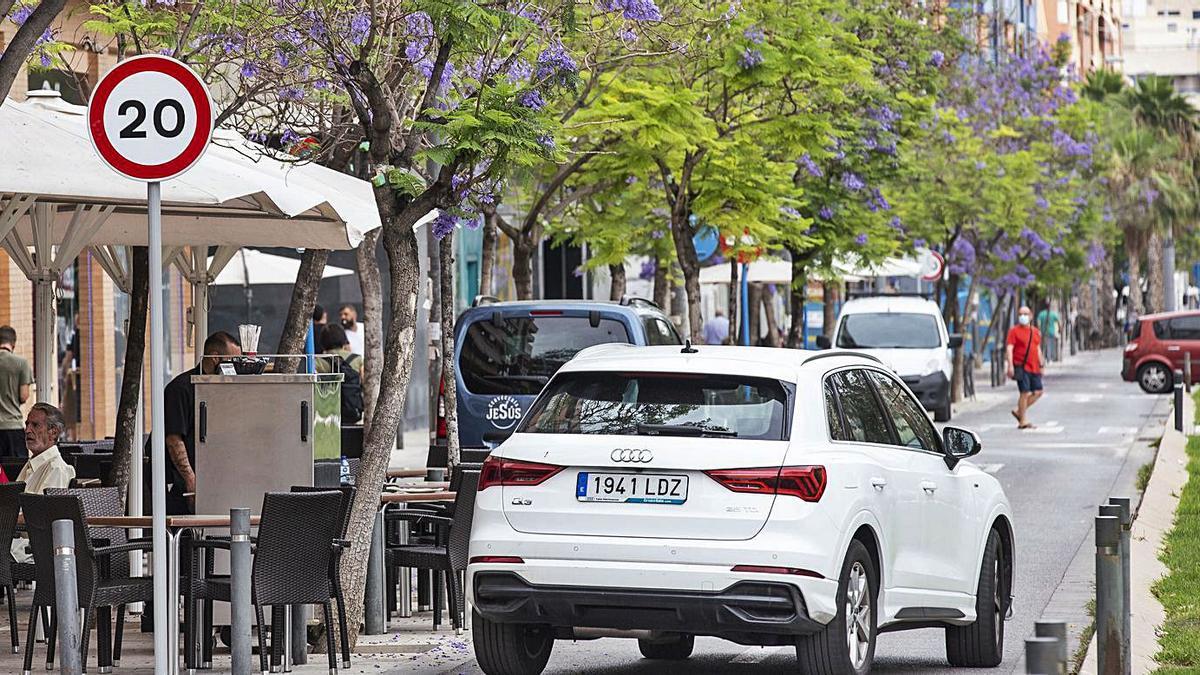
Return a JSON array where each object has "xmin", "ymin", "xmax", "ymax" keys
[
  {"xmin": 819, "ymin": 294, "xmax": 961, "ymax": 421},
  {"xmin": 1122, "ymin": 310, "xmax": 1200, "ymax": 394},
  {"xmin": 430, "ymin": 296, "xmax": 681, "ymax": 466},
  {"xmin": 468, "ymin": 345, "xmax": 1015, "ymax": 675}
]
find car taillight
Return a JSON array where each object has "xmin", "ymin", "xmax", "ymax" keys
[
  {"xmin": 731, "ymin": 564, "xmax": 824, "ymax": 579},
  {"xmin": 470, "ymin": 556, "xmax": 524, "ymax": 565},
  {"xmin": 705, "ymin": 466, "xmax": 826, "ymax": 502},
  {"xmin": 479, "ymin": 456, "xmax": 563, "ymax": 491},
  {"xmin": 436, "ymin": 375, "xmax": 447, "ymax": 440}
]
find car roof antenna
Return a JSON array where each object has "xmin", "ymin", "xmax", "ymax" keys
[{"xmin": 681, "ymin": 338, "xmax": 699, "ymax": 354}]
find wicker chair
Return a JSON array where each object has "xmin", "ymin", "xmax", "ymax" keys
[
  {"xmin": 20, "ymin": 493, "xmax": 153, "ymax": 675},
  {"xmin": 290, "ymin": 485, "xmax": 355, "ymax": 668},
  {"xmin": 44, "ymin": 487, "xmax": 139, "ymax": 666},
  {"xmin": 0, "ymin": 482, "xmax": 26, "ymax": 654},
  {"xmin": 384, "ymin": 470, "xmax": 479, "ymax": 630},
  {"xmin": 185, "ymin": 490, "xmax": 344, "ymax": 674}
]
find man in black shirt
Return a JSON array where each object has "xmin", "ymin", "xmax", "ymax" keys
[{"xmin": 159, "ymin": 331, "xmax": 241, "ymax": 514}]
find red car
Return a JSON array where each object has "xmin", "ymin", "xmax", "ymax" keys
[{"xmin": 1122, "ymin": 310, "xmax": 1200, "ymax": 393}]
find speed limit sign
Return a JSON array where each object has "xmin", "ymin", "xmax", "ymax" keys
[{"xmin": 87, "ymin": 55, "xmax": 213, "ymax": 182}]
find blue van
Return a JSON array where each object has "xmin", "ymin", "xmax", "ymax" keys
[{"xmin": 428, "ymin": 297, "xmax": 681, "ymax": 465}]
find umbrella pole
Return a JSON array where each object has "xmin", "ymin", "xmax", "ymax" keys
[
  {"xmin": 33, "ymin": 277, "xmax": 55, "ymax": 403},
  {"xmin": 147, "ymin": 181, "xmax": 170, "ymax": 675},
  {"xmin": 192, "ymin": 280, "xmax": 208, "ymax": 352}
]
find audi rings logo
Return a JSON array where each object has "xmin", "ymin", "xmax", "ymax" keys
[{"xmin": 611, "ymin": 448, "xmax": 653, "ymax": 463}]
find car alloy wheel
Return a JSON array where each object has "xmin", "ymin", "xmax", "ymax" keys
[
  {"xmin": 1141, "ymin": 364, "xmax": 1169, "ymax": 393},
  {"xmin": 846, "ymin": 561, "xmax": 871, "ymax": 669}
]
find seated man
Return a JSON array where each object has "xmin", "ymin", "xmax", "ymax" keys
[{"xmin": 11, "ymin": 402, "xmax": 75, "ymax": 562}]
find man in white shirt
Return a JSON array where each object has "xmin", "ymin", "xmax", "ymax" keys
[
  {"xmin": 339, "ymin": 304, "xmax": 365, "ymax": 356},
  {"xmin": 11, "ymin": 403, "xmax": 74, "ymax": 562}
]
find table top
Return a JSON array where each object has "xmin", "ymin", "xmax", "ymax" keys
[
  {"xmin": 387, "ymin": 468, "xmax": 429, "ymax": 479},
  {"xmin": 380, "ymin": 491, "xmax": 455, "ymax": 504},
  {"xmin": 86, "ymin": 515, "xmax": 261, "ymax": 528}
]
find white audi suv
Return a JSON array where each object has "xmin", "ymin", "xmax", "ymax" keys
[{"xmin": 467, "ymin": 345, "xmax": 1014, "ymax": 675}]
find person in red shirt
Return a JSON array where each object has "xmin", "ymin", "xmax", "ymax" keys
[{"xmin": 1006, "ymin": 305, "xmax": 1045, "ymax": 429}]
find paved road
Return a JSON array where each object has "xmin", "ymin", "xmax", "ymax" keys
[{"xmin": 419, "ymin": 348, "xmax": 1164, "ymax": 675}]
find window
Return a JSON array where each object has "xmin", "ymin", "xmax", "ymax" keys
[
  {"xmin": 836, "ymin": 313, "xmax": 942, "ymax": 349},
  {"xmin": 459, "ymin": 316, "xmax": 630, "ymax": 395},
  {"xmin": 642, "ymin": 317, "xmax": 682, "ymax": 346},
  {"xmin": 830, "ymin": 370, "xmax": 893, "ymax": 445},
  {"xmin": 520, "ymin": 372, "xmax": 790, "ymax": 440},
  {"xmin": 1169, "ymin": 316, "xmax": 1200, "ymax": 340},
  {"xmin": 1168, "ymin": 23, "xmax": 1179, "ymax": 32},
  {"xmin": 824, "ymin": 379, "xmax": 847, "ymax": 441},
  {"xmin": 1154, "ymin": 320, "xmax": 1169, "ymax": 339},
  {"xmin": 869, "ymin": 372, "xmax": 940, "ymax": 452},
  {"xmin": 1192, "ymin": 9, "xmax": 1200, "ymax": 19}
]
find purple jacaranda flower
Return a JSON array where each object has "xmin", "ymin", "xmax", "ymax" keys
[
  {"xmin": 536, "ymin": 41, "xmax": 578, "ymax": 84},
  {"xmin": 518, "ymin": 90, "xmax": 545, "ymax": 110},
  {"xmin": 10, "ymin": 5, "xmax": 32, "ymax": 25},
  {"xmin": 279, "ymin": 87, "xmax": 304, "ymax": 101},
  {"xmin": 798, "ymin": 153, "xmax": 822, "ymax": 178},
  {"xmin": 626, "ymin": 175, "xmax": 638, "ymax": 184},
  {"xmin": 39, "ymin": 52, "xmax": 51, "ymax": 67},
  {"xmin": 280, "ymin": 129, "xmax": 302, "ymax": 146},
  {"xmin": 240, "ymin": 62, "xmax": 259, "ymax": 79},
  {"xmin": 895, "ymin": 59, "xmax": 908, "ymax": 71},
  {"xmin": 599, "ymin": 0, "xmax": 662, "ymax": 22},
  {"xmin": 536, "ymin": 134, "xmax": 556, "ymax": 152},
  {"xmin": 855, "ymin": 234, "xmax": 869, "ymax": 245},
  {"xmin": 431, "ymin": 211, "xmax": 457, "ymax": 240},
  {"xmin": 639, "ymin": 260, "xmax": 656, "ymax": 280},
  {"xmin": 914, "ymin": 238, "xmax": 927, "ymax": 248},
  {"xmin": 348, "ymin": 13, "xmax": 371, "ymax": 46},
  {"xmin": 781, "ymin": 206, "xmax": 802, "ymax": 219},
  {"xmin": 889, "ymin": 216, "xmax": 904, "ymax": 231},
  {"xmin": 818, "ymin": 206, "xmax": 834, "ymax": 220},
  {"xmin": 507, "ymin": 59, "xmax": 532, "ymax": 84},
  {"xmin": 841, "ymin": 173, "xmax": 865, "ymax": 192},
  {"xmin": 739, "ymin": 48, "xmax": 763, "ymax": 69},
  {"xmin": 743, "ymin": 25, "xmax": 765, "ymax": 44},
  {"xmin": 651, "ymin": 230, "xmax": 665, "ymax": 239},
  {"xmin": 929, "ymin": 50, "xmax": 945, "ymax": 67}
]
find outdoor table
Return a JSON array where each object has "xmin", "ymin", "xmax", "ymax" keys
[
  {"xmin": 386, "ymin": 468, "xmax": 429, "ymax": 479},
  {"xmin": 83, "ymin": 515, "xmax": 260, "ymax": 675},
  {"xmin": 365, "ymin": 491, "xmax": 458, "ymax": 628}
]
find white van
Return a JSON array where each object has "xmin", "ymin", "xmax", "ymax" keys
[{"xmin": 820, "ymin": 295, "xmax": 961, "ymax": 421}]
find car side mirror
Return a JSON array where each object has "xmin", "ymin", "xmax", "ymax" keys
[
  {"xmin": 948, "ymin": 334, "xmax": 963, "ymax": 349},
  {"xmin": 942, "ymin": 426, "xmax": 981, "ymax": 469},
  {"xmin": 815, "ymin": 335, "xmax": 832, "ymax": 350}
]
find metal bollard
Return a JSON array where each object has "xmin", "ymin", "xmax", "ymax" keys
[
  {"xmin": 1186, "ymin": 353, "xmax": 1193, "ymax": 391},
  {"xmin": 1109, "ymin": 498, "xmax": 1133, "ymax": 675},
  {"xmin": 1026, "ymin": 636, "xmax": 1062, "ymax": 674},
  {"xmin": 1034, "ymin": 621, "xmax": 1068, "ymax": 674},
  {"xmin": 1175, "ymin": 370, "xmax": 1184, "ymax": 432},
  {"xmin": 363, "ymin": 510, "xmax": 385, "ymax": 635},
  {"xmin": 1096, "ymin": 515, "xmax": 1126, "ymax": 675},
  {"xmin": 51, "ymin": 519, "xmax": 82, "ymax": 675},
  {"xmin": 230, "ymin": 508, "xmax": 252, "ymax": 675}
]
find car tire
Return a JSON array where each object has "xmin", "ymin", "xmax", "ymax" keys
[
  {"xmin": 472, "ymin": 610, "xmax": 554, "ymax": 675},
  {"xmin": 638, "ymin": 634, "xmax": 694, "ymax": 660},
  {"xmin": 1137, "ymin": 362, "xmax": 1173, "ymax": 395},
  {"xmin": 945, "ymin": 529, "xmax": 1006, "ymax": 667},
  {"xmin": 796, "ymin": 539, "xmax": 877, "ymax": 675},
  {"xmin": 933, "ymin": 396, "xmax": 952, "ymax": 422}
]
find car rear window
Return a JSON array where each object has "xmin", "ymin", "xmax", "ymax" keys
[
  {"xmin": 836, "ymin": 312, "xmax": 941, "ymax": 349},
  {"xmin": 643, "ymin": 317, "xmax": 682, "ymax": 346},
  {"xmin": 459, "ymin": 316, "xmax": 630, "ymax": 395},
  {"xmin": 519, "ymin": 372, "xmax": 790, "ymax": 440}
]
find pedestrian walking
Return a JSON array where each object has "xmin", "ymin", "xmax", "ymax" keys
[
  {"xmin": 703, "ymin": 310, "xmax": 730, "ymax": 345},
  {"xmin": 0, "ymin": 326, "xmax": 32, "ymax": 458},
  {"xmin": 1006, "ymin": 306, "xmax": 1045, "ymax": 429},
  {"xmin": 1037, "ymin": 305, "xmax": 1061, "ymax": 361}
]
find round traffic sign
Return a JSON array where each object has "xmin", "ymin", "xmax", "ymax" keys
[
  {"xmin": 87, "ymin": 55, "xmax": 214, "ymax": 182},
  {"xmin": 920, "ymin": 249, "xmax": 945, "ymax": 281}
]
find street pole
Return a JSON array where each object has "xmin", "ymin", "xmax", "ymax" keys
[
  {"xmin": 1096, "ymin": 514, "xmax": 1125, "ymax": 675},
  {"xmin": 1175, "ymin": 370, "xmax": 1184, "ymax": 433},
  {"xmin": 229, "ymin": 508, "xmax": 251, "ymax": 675},
  {"xmin": 1034, "ymin": 621, "xmax": 1068, "ymax": 674},
  {"xmin": 147, "ymin": 180, "xmax": 169, "ymax": 675},
  {"xmin": 1025, "ymin": 636, "xmax": 1060, "ymax": 674},
  {"xmin": 52, "ymin": 519, "xmax": 82, "ymax": 675},
  {"xmin": 1109, "ymin": 498, "xmax": 1133, "ymax": 674}
]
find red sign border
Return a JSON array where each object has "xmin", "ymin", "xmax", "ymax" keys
[
  {"xmin": 87, "ymin": 55, "xmax": 213, "ymax": 182},
  {"xmin": 921, "ymin": 249, "xmax": 945, "ymax": 281}
]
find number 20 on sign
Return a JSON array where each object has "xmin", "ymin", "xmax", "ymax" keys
[{"xmin": 87, "ymin": 54, "xmax": 214, "ymax": 182}]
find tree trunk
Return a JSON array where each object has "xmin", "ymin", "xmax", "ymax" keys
[
  {"xmin": 273, "ymin": 249, "xmax": 329, "ymax": 374},
  {"xmin": 110, "ymin": 247, "xmax": 148, "ymax": 505},
  {"xmin": 340, "ymin": 193, "xmax": 437, "ymax": 648},
  {"xmin": 823, "ymin": 283, "xmax": 837, "ymax": 338},
  {"xmin": 668, "ymin": 215, "xmax": 703, "ymax": 342},
  {"xmin": 1126, "ymin": 229, "xmax": 1144, "ymax": 317},
  {"xmin": 652, "ymin": 255, "xmax": 669, "ymax": 310},
  {"xmin": 512, "ymin": 240, "xmax": 535, "ymax": 300},
  {"xmin": 748, "ymin": 283, "xmax": 763, "ymax": 345},
  {"xmin": 608, "ymin": 263, "xmax": 626, "ymax": 301},
  {"xmin": 787, "ymin": 254, "xmax": 806, "ymax": 349},
  {"xmin": 762, "ymin": 285, "xmax": 781, "ymax": 347},
  {"xmin": 479, "ymin": 207, "xmax": 499, "ymax": 299},
  {"xmin": 439, "ymin": 234, "xmax": 461, "ymax": 469},
  {"xmin": 1146, "ymin": 229, "xmax": 1164, "ymax": 314},
  {"xmin": 356, "ymin": 231, "xmax": 383, "ymax": 432},
  {"xmin": 0, "ymin": 0, "xmax": 68, "ymax": 103},
  {"xmin": 1098, "ymin": 245, "xmax": 1118, "ymax": 346},
  {"xmin": 727, "ymin": 261, "xmax": 738, "ymax": 344}
]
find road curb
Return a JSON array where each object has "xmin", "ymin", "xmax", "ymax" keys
[{"xmin": 1077, "ymin": 393, "xmax": 1191, "ymax": 674}]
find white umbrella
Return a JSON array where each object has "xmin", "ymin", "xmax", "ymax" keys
[
  {"xmin": 0, "ymin": 89, "xmax": 382, "ymax": 402},
  {"xmin": 212, "ymin": 248, "xmax": 353, "ymax": 286}
]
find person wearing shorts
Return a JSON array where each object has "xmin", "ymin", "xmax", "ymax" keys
[{"xmin": 1006, "ymin": 306, "xmax": 1045, "ymax": 429}]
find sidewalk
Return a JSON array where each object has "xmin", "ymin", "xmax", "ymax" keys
[{"xmin": 1077, "ymin": 386, "xmax": 1191, "ymax": 674}]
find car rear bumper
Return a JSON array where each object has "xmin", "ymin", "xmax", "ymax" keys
[
  {"xmin": 471, "ymin": 571, "xmax": 825, "ymax": 641},
  {"xmin": 901, "ymin": 372, "xmax": 950, "ymax": 409}
]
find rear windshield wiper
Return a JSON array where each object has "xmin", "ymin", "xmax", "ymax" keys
[{"xmin": 635, "ymin": 423, "xmax": 738, "ymax": 438}]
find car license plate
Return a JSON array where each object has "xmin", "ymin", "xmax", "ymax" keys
[{"xmin": 576, "ymin": 472, "xmax": 688, "ymax": 504}]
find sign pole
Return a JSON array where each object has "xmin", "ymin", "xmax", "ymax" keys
[{"xmin": 147, "ymin": 179, "xmax": 169, "ymax": 674}]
